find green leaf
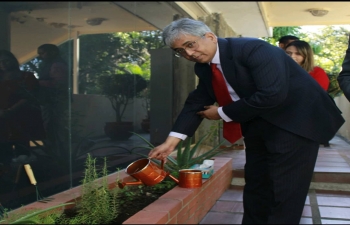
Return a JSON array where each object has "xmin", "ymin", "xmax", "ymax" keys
[
  {"xmin": 11, "ymin": 219, "xmax": 38, "ymax": 224},
  {"xmin": 180, "ymin": 137, "xmax": 192, "ymax": 168},
  {"xmin": 9, "ymin": 202, "xmax": 74, "ymax": 224},
  {"xmin": 189, "ymin": 141, "xmax": 224, "ymax": 165},
  {"xmin": 176, "ymin": 140, "xmax": 183, "ymax": 164},
  {"xmin": 189, "ymin": 133, "xmax": 210, "ymax": 159},
  {"xmin": 130, "ymin": 132, "xmax": 155, "ymax": 148},
  {"xmin": 166, "ymin": 155, "xmax": 178, "ymax": 165}
]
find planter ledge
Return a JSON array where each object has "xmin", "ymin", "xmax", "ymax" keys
[{"xmin": 123, "ymin": 157, "xmax": 233, "ymax": 224}]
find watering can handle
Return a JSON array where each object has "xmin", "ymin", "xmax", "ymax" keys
[
  {"xmin": 159, "ymin": 159, "xmax": 179, "ymax": 183},
  {"xmin": 148, "ymin": 157, "xmax": 165, "ymax": 170},
  {"xmin": 160, "ymin": 159, "xmax": 164, "ymax": 170}
]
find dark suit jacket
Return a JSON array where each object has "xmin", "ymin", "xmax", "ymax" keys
[
  {"xmin": 172, "ymin": 37, "xmax": 345, "ymax": 143},
  {"xmin": 337, "ymin": 38, "xmax": 350, "ymax": 101}
]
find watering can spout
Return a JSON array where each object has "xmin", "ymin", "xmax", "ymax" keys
[
  {"xmin": 167, "ymin": 173, "xmax": 179, "ymax": 183},
  {"xmin": 118, "ymin": 180, "xmax": 143, "ymax": 189}
]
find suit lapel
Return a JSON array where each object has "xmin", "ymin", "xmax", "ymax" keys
[
  {"xmin": 195, "ymin": 63, "xmax": 216, "ymax": 99},
  {"xmin": 217, "ymin": 38, "xmax": 241, "ymax": 97},
  {"xmin": 195, "ymin": 38, "xmax": 240, "ymax": 100}
]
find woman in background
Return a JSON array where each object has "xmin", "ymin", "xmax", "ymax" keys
[
  {"xmin": 285, "ymin": 40, "xmax": 330, "ymax": 91},
  {"xmin": 285, "ymin": 40, "xmax": 331, "ymax": 147}
]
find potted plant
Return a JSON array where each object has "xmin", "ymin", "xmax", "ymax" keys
[{"xmin": 97, "ymin": 73, "xmax": 147, "ymax": 140}]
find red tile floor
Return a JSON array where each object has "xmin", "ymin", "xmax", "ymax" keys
[{"xmin": 200, "ymin": 135, "xmax": 350, "ymax": 224}]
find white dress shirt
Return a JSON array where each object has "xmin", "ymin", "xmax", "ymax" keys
[{"xmin": 169, "ymin": 43, "xmax": 240, "ymax": 140}]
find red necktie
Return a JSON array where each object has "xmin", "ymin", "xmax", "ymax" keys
[{"xmin": 211, "ymin": 63, "xmax": 242, "ymax": 144}]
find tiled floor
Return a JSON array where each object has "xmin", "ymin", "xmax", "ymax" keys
[{"xmin": 200, "ymin": 135, "xmax": 350, "ymax": 224}]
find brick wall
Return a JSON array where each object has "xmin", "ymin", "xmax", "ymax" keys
[{"xmin": 123, "ymin": 157, "xmax": 233, "ymax": 224}]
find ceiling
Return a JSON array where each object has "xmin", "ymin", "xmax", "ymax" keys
[
  {"xmin": 5, "ymin": 2, "xmax": 158, "ymax": 33},
  {"xmin": 2, "ymin": 1, "xmax": 350, "ymax": 63},
  {"xmin": 177, "ymin": 1, "xmax": 350, "ymax": 38},
  {"xmin": 258, "ymin": 1, "xmax": 350, "ymax": 27}
]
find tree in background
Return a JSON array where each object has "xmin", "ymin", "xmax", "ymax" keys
[
  {"xmin": 21, "ymin": 30, "xmax": 164, "ymax": 94},
  {"xmin": 303, "ymin": 26, "xmax": 349, "ymax": 97},
  {"xmin": 79, "ymin": 30, "xmax": 164, "ymax": 94},
  {"xmin": 261, "ymin": 26, "xmax": 302, "ymax": 46},
  {"xmin": 307, "ymin": 26, "xmax": 349, "ymax": 74}
]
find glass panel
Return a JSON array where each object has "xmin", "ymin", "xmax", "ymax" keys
[
  {"xmin": 0, "ymin": 1, "xmax": 185, "ymax": 214},
  {"xmin": 0, "ymin": 2, "xmax": 72, "ymax": 211}
]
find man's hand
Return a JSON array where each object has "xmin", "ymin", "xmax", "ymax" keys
[
  {"xmin": 148, "ymin": 136, "xmax": 181, "ymax": 162},
  {"xmin": 196, "ymin": 105, "xmax": 221, "ymax": 120}
]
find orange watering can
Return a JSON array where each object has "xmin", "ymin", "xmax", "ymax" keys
[{"xmin": 117, "ymin": 158, "xmax": 202, "ymax": 189}]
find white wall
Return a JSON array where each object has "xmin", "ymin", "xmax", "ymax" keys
[{"xmin": 334, "ymin": 95, "xmax": 350, "ymax": 141}]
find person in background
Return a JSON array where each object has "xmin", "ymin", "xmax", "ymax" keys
[
  {"xmin": 0, "ymin": 50, "xmax": 45, "ymax": 164},
  {"xmin": 37, "ymin": 44, "xmax": 68, "ymax": 92},
  {"xmin": 337, "ymin": 33, "xmax": 350, "ymax": 101},
  {"xmin": 285, "ymin": 40, "xmax": 332, "ymax": 147},
  {"xmin": 278, "ymin": 35, "xmax": 299, "ymax": 50},
  {"xmin": 147, "ymin": 18, "xmax": 344, "ymax": 224},
  {"xmin": 285, "ymin": 40, "xmax": 330, "ymax": 91},
  {"xmin": 36, "ymin": 44, "xmax": 69, "ymax": 155}
]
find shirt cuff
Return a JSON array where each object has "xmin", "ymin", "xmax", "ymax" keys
[
  {"xmin": 169, "ymin": 132, "xmax": 187, "ymax": 140},
  {"xmin": 218, "ymin": 107, "xmax": 233, "ymax": 122}
]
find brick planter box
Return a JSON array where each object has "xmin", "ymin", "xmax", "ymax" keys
[
  {"xmin": 7, "ymin": 157, "xmax": 232, "ymax": 224},
  {"xmin": 123, "ymin": 157, "xmax": 233, "ymax": 224}
]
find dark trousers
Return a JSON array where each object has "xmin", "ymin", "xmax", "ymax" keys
[{"xmin": 240, "ymin": 118, "xmax": 319, "ymax": 224}]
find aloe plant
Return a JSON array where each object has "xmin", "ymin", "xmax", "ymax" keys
[{"xmin": 130, "ymin": 132, "xmax": 225, "ymax": 172}]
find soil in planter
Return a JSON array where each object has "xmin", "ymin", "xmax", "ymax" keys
[
  {"xmin": 56, "ymin": 180, "xmax": 177, "ymax": 224},
  {"xmin": 111, "ymin": 184, "xmax": 174, "ymax": 224}
]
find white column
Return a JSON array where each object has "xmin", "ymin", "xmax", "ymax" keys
[{"xmin": 72, "ymin": 31, "xmax": 80, "ymax": 94}]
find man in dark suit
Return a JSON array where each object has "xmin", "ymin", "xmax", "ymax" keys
[
  {"xmin": 148, "ymin": 18, "xmax": 345, "ymax": 224},
  {"xmin": 338, "ymin": 34, "xmax": 350, "ymax": 101}
]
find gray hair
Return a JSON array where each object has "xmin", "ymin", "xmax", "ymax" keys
[{"xmin": 162, "ymin": 18, "xmax": 213, "ymax": 46}]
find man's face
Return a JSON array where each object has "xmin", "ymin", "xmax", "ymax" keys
[{"xmin": 171, "ymin": 32, "xmax": 217, "ymax": 63}]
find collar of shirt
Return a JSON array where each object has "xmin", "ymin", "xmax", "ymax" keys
[{"xmin": 210, "ymin": 43, "xmax": 220, "ymax": 65}]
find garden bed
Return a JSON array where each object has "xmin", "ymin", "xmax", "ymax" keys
[{"xmin": 6, "ymin": 157, "xmax": 232, "ymax": 224}]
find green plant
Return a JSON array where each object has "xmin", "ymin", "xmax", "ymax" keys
[
  {"xmin": 130, "ymin": 132, "xmax": 225, "ymax": 172},
  {"xmin": 56, "ymin": 154, "xmax": 119, "ymax": 224},
  {"xmin": 97, "ymin": 73, "xmax": 147, "ymax": 122},
  {"xmin": 0, "ymin": 203, "xmax": 74, "ymax": 224},
  {"xmin": 54, "ymin": 157, "xmax": 175, "ymax": 224},
  {"xmin": 203, "ymin": 119, "xmax": 221, "ymax": 147}
]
